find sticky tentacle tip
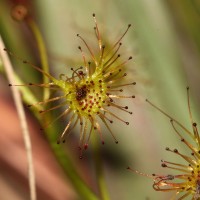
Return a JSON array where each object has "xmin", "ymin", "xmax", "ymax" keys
[
  {"xmin": 84, "ymin": 144, "xmax": 88, "ymax": 150},
  {"xmin": 57, "ymin": 140, "xmax": 60, "ymax": 144}
]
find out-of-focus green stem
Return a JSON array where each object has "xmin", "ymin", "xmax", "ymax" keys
[
  {"xmin": 25, "ymin": 17, "xmax": 50, "ymax": 100},
  {"xmin": 92, "ymin": 133, "xmax": 110, "ymax": 200},
  {"xmin": 46, "ymin": 125, "xmax": 99, "ymax": 200}
]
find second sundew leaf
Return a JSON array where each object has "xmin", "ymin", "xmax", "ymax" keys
[
  {"xmin": 10, "ymin": 14, "xmax": 136, "ymax": 158},
  {"xmin": 128, "ymin": 88, "xmax": 200, "ymax": 200}
]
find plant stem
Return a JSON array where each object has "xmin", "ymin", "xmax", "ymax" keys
[
  {"xmin": 25, "ymin": 17, "xmax": 50, "ymax": 101},
  {"xmin": 92, "ymin": 133, "xmax": 110, "ymax": 200},
  {"xmin": 45, "ymin": 124, "xmax": 100, "ymax": 200}
]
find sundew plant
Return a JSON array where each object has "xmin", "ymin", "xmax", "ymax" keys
[
  {"xmin": 129, "ymin": 88, "xmax": 200, "ymax": 199},
  {"xmin": 7, "ymin": 12, "xmax": 135, "ymax": 158},
  {"xmin": 0, "ymin": 0, "xmax": 200, "ymax": 200}
]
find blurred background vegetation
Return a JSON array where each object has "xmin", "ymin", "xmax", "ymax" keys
[{"xmin": 0, "ymin": 0, "xmax": 200, "ymax": 199}]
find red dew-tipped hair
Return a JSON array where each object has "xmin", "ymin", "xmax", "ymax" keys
[
  {"xmin": 77, "ymin": 13, "xmax": 132, "ymax": 74},
  {"xmin": 127, "ymin": 166, "xmax": 155, "ymax": 179},
  {"xmin": 4, "ymin": 48, "xmax": 55, "ymax": 81}
]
